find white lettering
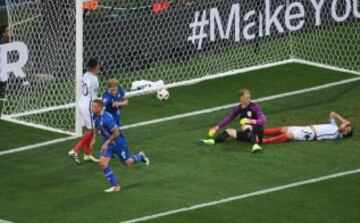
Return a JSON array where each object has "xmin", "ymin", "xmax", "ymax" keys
[
  {"xmin": 353, "ymin": 0, "xmax": 360, "ymax": 17},
  {"xmin": 210, "ymin": 4, "xmax": 240, "ymax": 41},
  {"xmin": 310, "ymin": 0, "xmax": 326, "ymax": 26},
  {"xmin": 285, "ymin": 2, "xmax": 305, "ymax": 31},
  {"xmin": 265, "ymin": 0, "xmax": 285, "ymax": 36},
  {"xmin": 331, "ymin": 0, "xmax": 352, "ymax": 22},
  {"xmin": 0, "ymin": 42, "xmax": 28, "ymax": 82},
  {"xmin": 243, "ymin": 10, "xmax": 256, "ymax": 40}
]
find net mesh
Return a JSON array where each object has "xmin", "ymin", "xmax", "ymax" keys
[{"xmin": 2, "ymin": 0, "xmax": 359, "ymax": 134}]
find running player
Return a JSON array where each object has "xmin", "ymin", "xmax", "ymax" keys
[
  {"xmin": 68, "ymin": 58, "xmax": 100, "ymax": 163},
  {"xmin": 91, "ymin": 99, "xmax": 149, "ymax": 193},
  {"xmin": 262, "ymin": 111, "xmax": 353, "ymax": 144}
]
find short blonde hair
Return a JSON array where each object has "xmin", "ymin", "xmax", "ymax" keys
[
  {"xmin": 238, "ymin": 89, "xmax": 250, "ymax": 97},
  {"xmin": 92, "ymin": 98, "xmax": 103, "ymax": 107},
  {"xmin": 107, "ymin": 79, "xmax": 119, "ymax": 88}
]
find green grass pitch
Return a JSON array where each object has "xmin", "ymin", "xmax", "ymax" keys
[{"xmin": 0, "ymin": 63, "xmax": 360, "ymax": 222}]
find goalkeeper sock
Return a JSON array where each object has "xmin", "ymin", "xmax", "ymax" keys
[
  {"xmin": 264, "ymin": 127, "xmax": 283, "ymax": 136},
  {"xmin": 215, "ymin": 131, "xmax": 229, "ymax": 143},
  {"xmin": 73, "ymin": 131, "xmax": 92, "ymax": 153},
  {"xmin": 263, "ymin": 133, "xmax": 290, "ymax": 144},
  {"xmin": 102, "ymin": 166, "xmax": 118, "ymax": 186}
]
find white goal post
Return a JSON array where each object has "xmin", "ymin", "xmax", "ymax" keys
[{"xmin": 1, "ymin": 0, "xmax": 359, "ymax": 136}]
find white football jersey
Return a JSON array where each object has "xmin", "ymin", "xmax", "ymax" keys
[
  {"xmin": 313, "ymin": 119, "xmax": 342, "ymax": 140},
  {"xmin": 79, "ymin": 71, "xmax": 99, "ymax": 103}
]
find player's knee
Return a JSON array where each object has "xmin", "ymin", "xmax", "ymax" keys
[
  {"xmin": 99, "ymin": 158, "xmax": 107, "ymax": 168},
  {"xmin": 240, "ymin": 124, "xmax": 252, "ymax": 132},
  {"xmin": 287, "ymin": 132, "xmax": 294, "ymax": 139},
  {"xmin": 225, "ymin": 128, "xmax": 234, "ymax": 135},
  {"xmin": 226, "ymin": 129, "xmax": 237, "ymax": 138},
  {"xmin": 123, "ymin": 159, "xmax": 133, "ymax": 168}
]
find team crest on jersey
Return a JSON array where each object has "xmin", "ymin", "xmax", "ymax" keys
[
  {"xmin": 247, "ymin": 111, "xmax": 252, "ymax": 117},
  {"xmin": 117, "ymin": 93, "xmax": 121, "ymax": 98}
]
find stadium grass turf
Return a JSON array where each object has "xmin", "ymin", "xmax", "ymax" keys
[
  {"xmin": 0, "ymin": 64, "xmax": 359, "ymax": 222},
  {"xmin": 151, "ymin": 174, "xmax": 360, "ymax": 223},
  {"xmin": 0, "ymin": 62, "xmax": 356, "ymax": 151}
]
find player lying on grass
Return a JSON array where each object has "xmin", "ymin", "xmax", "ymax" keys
[
  {"xmin": 198, "ymin": 89, "xmax": 267, "ymax": 152},
  {"xmin": 262, "ymin": 111, "xmax": 353, "ymax": 144},
  {"xmin": 68, "ymin": 58, "xmax": 100, "ymax": 163},
  {"xmin": 91, "ymin": 99, "xmax": 150, "ymax": 193},
  {"xmin": 102, "ymin": 79, "xmax": 128, "ymax": 126}
]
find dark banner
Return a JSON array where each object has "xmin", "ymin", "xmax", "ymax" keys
[{"xmin": 84, "ymin": 0, "xmax": 360, "ymax": 73}]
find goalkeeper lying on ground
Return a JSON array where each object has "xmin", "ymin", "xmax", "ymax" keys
[
  {"xmin": 262, "ymin": 111, "xmax": 353, "ymax": 143},
  {"xmin": 198, "ymin": 89, "xmax": 267, "ymax": 152}
]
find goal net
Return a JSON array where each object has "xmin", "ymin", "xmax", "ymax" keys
[{"xmin": 2, "ymin": 0, "xmax": 359, "ymax": 135}]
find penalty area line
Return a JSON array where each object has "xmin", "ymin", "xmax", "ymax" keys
[
  {"xmin": 1, "ymin": 76, "xmax": 360, "ymax": 156},
  {"xmin": 120, "ymin": 168, "xmax": 360, "ymax": 223},
  {"xmin": 0, "ymin": 219, "xmax": 14, "ymax": 223},
  {"xmin": 0, "ymin": 136, "xmax": 77, "ymax": 156}
]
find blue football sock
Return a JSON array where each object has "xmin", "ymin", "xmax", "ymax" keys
[
  {"xmin": 102, "ymin": 166, "xmax": 118, "ymax": 186},
  {"xmin": 131, "ymin": 154, "xmax": 144, "ymax": 163}
]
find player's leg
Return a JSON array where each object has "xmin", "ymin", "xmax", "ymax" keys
[
  {"xmin": 99, "ymin": 145, "xmax": 121, "ymax": 193},
  {"xmin": 197, "ymin": 128, "xmax": 236, "ymax": 146},
  {"xmin": 83, "ymin": 102, "xmax": 98, "ymax": 162},
  {"xmin": 117, "ymin": 135, "xmax": 150, "ymax": 167},
  {"xmin": 68, "ymin": 103, "xmax": 95, "ymax": 163},
  {"xmin": 262, "ymin": 133, "xmax": 291, "ymax": 144},
  {"xmin": 68, "ymin": 103, "xmax": 99, "ymax": 163},
  {"xmin": 83, "ymin": 129, "xmax": 99, "ymax": 162},
  {"xmin": 264, "ymin": 126, "xmax": 286, "ymax": 136},
  {"xmin": 236, "ymin": 126, "xmax": 263, "ymax": 153},
  {"xmin": 262, "ymin": 127, "xmax": 293, "ymax": 144}
]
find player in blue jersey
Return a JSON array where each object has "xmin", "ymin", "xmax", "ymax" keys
[
  {"xmin": 102, "ymin": 79, "xmax": 128, "ymax": 125},
  {"xmin": 90, "ymin": 99, "xmax": 149, "ymax": 193}
]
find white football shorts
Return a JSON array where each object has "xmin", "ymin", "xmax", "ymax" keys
[
  {"xmin": 287, "ymin": 126, "xmax": 315, "ymax": 141},
  {"xmin": 78, "ymin": 100, "xmax": 93, "ymax": 129}
]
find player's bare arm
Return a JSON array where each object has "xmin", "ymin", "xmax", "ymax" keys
[
  {"xmin": 102, "ymin": 128, "xmax": 120, "ymax": 152},
  {"xmin": 330, "ymin": 111, "xmax": 350, "ymax": 125},
  {"xmin": 90, "ymin": 128, "xmax": 97, "ymax": 148},
  {"xmin": 113, "ymin": 99, "xmax": 129, "ymax": 107}
]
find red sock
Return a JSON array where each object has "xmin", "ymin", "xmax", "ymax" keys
[
  {"xmin": 84, "ymin": 132, "xmax": 93, "ymax": 156},
  {"xmin": 264, "ymin": 127, "xmax": 283, "ymax": 136},
  {"xmin": 72, "ymin": 131, "xmax": 93, "ymax": 154},
  {"xmin": 263, "ymin": 133, "xmax": 290, "ymax": 144}
]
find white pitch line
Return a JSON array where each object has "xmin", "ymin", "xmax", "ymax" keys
[
  {"xmin": 0, "ymin": 219, "xmax": 14, "ymax": 223},
  {"xmin": 0, "ymin": 136, "xmax": 77, "ymax": 156},
  {"xmin": 0, "ymin": 76, "xmax": 359, "ymax": 156},
  {"xmin": 120, "ymin": 168, "xmax": 360, "ymax": 223}
]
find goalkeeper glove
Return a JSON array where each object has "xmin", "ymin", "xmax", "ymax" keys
[
  {"xmin": 240, "ymin": 118, "xmax": 256, "ymax": 125},
  {"xmin": 208, "ymin": 126, "xmax": 219, "ymax": 138}
]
